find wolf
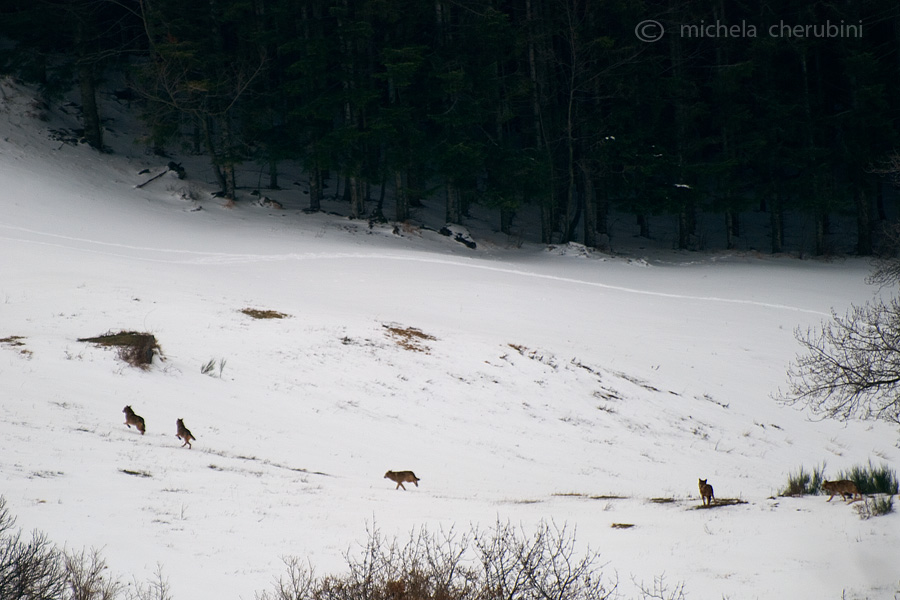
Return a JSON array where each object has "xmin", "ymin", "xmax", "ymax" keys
[
  {"xmin": 175, "ymin": 418, "xmax": 195, "ymax": 449},
  {"xmin": 698, "ymin": 478, "xmax": 715, "ymax": 506},
  {"xmin": 822, "ymin": 479, "xmax": 861, "ymax": 502},
  {"xmin": 123, "ymin": 406, "xmax": 145, "ymax": 435},
  {"xmin": 385, "ymin": 470, "xmax": 420, "ymax": 490}
]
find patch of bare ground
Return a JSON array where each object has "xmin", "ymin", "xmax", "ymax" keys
[
  {"xmin": 552, "ymin": 492, "xmax": 628, "ymax": 500},
  {"xmin": 507, "ymin": 343, "xmax": 557, "ymax": 368},
  {"xmin": 240, "ymin": 308, "xmax": 290, "ymax": 319},
  {"xmin": 693, "ymin": 498, "xmax": 748, "ymax": 509},
  {"xmin": 1, "ymin": 335, "xmax": 32, "ymax": 357},
  {"xmin": 383, "ymin": 323, "xmax": 436, "ymax": 353},
  {"xmin": 119, "ymin": 469, "xmax": 152, "ymax": 478}
]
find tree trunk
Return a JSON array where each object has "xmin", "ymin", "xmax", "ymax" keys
[
  {"xmin": 77, "ymin": 63, "xmax": 103, "ymax": 151},
  {"xmin": 192, "ymin": 123, "xmax": 202, "ymax": 154},
  {"xmin": 342, "ymin": 176, "xmax": 351, "ymax": 203},
  {"xmin": 394, "ymin": 170, "xmax": 409, "ymax": 222},
  {"xmin": 815, "ymin": 210, "xmax": 826, "ymax": 256},
  {"xmin": 563, "ymin": 77, "xmax": 578, "ymax": 244},
  {"xmin": 445, "ymin": 181, "xmax": 460, "ymax": 224},
  {"xmin": 372, "ymin": 168, "xmax": 387, "ymax": 222},
  {"xmin": 857, "ymin": 184, "xmax": 872, "ymax": 255},
  {"xmin": 670, "ymin": 31, "xmax": 692, "ymax": 250},
  {"xmin": 500, "ymin": 207, "xmax": 515, "ymax": 236},
  {"xmin": 224, "ymin": 164, "xmax": 236, "ymax": 202},
  {"xmin": 725, "ymin": 210, "xmax": 740, "ymax": 250},
  {"xmin": 678, "ymin": 210, "xmax": 691, "ymax": 250},
  {"xmin": 637, "ymin": 214, "xmax": 650, "ymax": 239},
  {"xmin": 269, "ymin": 159, "xmax": 279, "ymax": 189},
  {"xmin": 800, "ymin": 50, "xmax": 826, "ymax": 257},
  {"xmin": 75, "ymin": 20, "xmax": 103, "ymax": 151},
  {"xmin": 770, "ymin": 191, "xmax": 784, "ymax": 254},
  {"xmin": 349, "ymin": 176, "xmax": 364, "ymax": 218},
  {"xmin": 581, "ymin": 163, "xmax": 597, "ymax": 248},
  {"xmin": 309, "ymin": 165, "xmax": 322, "ymax": 212},
  {"xmin": 526, "ymin": 0, "xmax": 554, "ymax": 245},
  {"xmin": 540, "ymin": 201, "xmax": 553, "ymax": 244},
  {"xmin": 201, "ymin": 116, "xmax": 228, "ymax": 196},
  {"xmin": 222, "ymin": 116, "xmax": 237, "ymax": 201},
  {"xmin": 596, "ymin": 185, "xmax": 608, "ymax": 232}
]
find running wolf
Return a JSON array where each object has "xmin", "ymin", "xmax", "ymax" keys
[
  {"xmin": 385, "ymin": 470, "xmax": 420, "ymax": 490},
  {"xmin": 698, "ymin": 478, "xmax": 715, "ymax": 506},
  {"xmin": 123, "ymin": 406, "xmax": 145, "ymax": 435},
  {"xmin": 176, "ymin": 418, "xmax": 195, "ymax": 449},
  {"xmin": 822, "ymin": 479, "xmax": 861, "ymax": 502}
]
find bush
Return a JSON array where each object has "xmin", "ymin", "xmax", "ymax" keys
[
  {"xmin": 854, "ymin": 495, "xmax": 895, "ymax": 520},
  {"xmin": 78, "ymin": 331, "xmax": 161, "ymax": 369},
  {"xmin": 780, "ymin": 463, "xmax": 826, "ymax": 496},
  {"xmin": 871, "ymin": 495, "xmax": 894, "ymax": 516},
  {"xmin": 65, "ymin": 548, "xmax": 122, "ymax": 600},
  {"xmin": 837, "ymin": 460, "xmax": 900, "ymax": 496},
  {"xmin": 258, "ymin": 521, "xmax": 619, "ymax": 600},
  {"xmin": 0, "ymin": 497, "xmax": 66, "ymax": 599},
  {"xmin": 202, "ymin": 358, "xmax": 227, "ymax": 378},
  {"xmin": 0, "ymin": 496, "xmax": 171, "ymax": 600}
]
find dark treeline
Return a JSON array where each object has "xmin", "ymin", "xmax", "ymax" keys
[{"xmin": 2, "ymin": 0, "xmax": 900, "ymax": 253}]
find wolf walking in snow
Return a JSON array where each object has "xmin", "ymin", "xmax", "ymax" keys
[
  {"xmin": 385, "ymin": 470, "xmax": 420, "ymax": 490},
  {"xmin": 176, "ymin": 418, "xmax": 195, "ymax": 449},
  {"xmin": 123, "ymin": 405, "xmax": 145, "ymax": 435},
  {"xmin": 822, "ymin": 479, "xmax": 861, "ymax": 502},
  {"xmin": 698, "ymin": 478, "xmax": 715, "ymax": 506}
]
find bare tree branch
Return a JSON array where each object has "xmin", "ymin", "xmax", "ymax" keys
[{"xmin": 776, "ymin": 297, "xmax": 900, "ymax": 424}]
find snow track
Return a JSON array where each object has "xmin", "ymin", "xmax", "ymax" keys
[{"xmin": 3, "ymin": 223, "xmax": 829, "ymax": 317}]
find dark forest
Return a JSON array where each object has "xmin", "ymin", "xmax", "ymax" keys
[{"xmin": 2, "ymin": 0, "xmax": 900, "ymax": 253}]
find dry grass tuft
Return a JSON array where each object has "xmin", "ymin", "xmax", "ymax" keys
[
  {"xmin": 240, "ymin": 308, "xmax": 290, "ymax": 319},
  {"xmin": 552, "ymin": 493, "xmax": 628, "ymax": 500},
  {"xmin": 383, "ymin": 324, "xmax": 436, "ymax": 353},
  {"xmin": 78, "ymin": 331, "xmax": 161, "ymax": 369},
  {"xmin": 693, "ymin": 498, "xmax": 747, "ymax": 509},
  {"xmin": 1, "ymin": 335, "xmax": 32, "ymax": 357},
  {"xmin": 119, "ymin": 468, "xmax": 152, "ymax": 478}
]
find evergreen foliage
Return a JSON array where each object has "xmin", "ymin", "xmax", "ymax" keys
[
  {"xmin": 837, "ymin": 460, "xmax": 900, "ymax": 496},
  {"xmin": 2, "ymin": 0, "xmax": 900, "ymax": 250},
  {"xmin": 780, "ymin": 463, "xmax": 826, "ymax": 496}
]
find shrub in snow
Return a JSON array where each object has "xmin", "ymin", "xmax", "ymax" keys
[{"xmin": 780, "ymin": 463, "xmax": 826, "ymax": 496}]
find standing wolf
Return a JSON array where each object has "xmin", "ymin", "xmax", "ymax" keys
[
  {"xmin": 698, "ymin": 478, "xmax": 715, "ymax": 506},
  {"xmin": 384, "ymin": 470, "xmax": 420, "ymax": 490},
  {"xmin": 123, "ymin": 406, "xmax": 145, "ymax": 435},
  {"xmin": 822, "ymin": 480, "xmax": 861, "ymax": 502},
  {"xmin": 175, "ymin": 418, "xmax": 195, "ymax": 449}
]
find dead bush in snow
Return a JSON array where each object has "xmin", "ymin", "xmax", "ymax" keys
[
  {"xmin": 241, "ymin": 307, "xmax": 290, "ymax": 319},
  {"xmin": 0, "ymin": 497, "xmax": 66, "ymax": 599},
  {"xmin": 0, "ymin": 496, "xmax": 160, "ymax": 600},
  {"xmin": 78, "ymin": 331, "xmax": 161, "ymax": 369},
  {"xmin": 65, "ymin": 548, "xmax": 122, "ymax": 600},
  {"xmin": 260, "ymin": 521, "xmax": 618, "ymax": 600}
]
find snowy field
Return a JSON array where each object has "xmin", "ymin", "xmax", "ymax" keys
[{"xmin": 1, "ymin": 78, "xmax": 899, "ymax": 599}]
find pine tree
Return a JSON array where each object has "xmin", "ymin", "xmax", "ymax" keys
[{"xmin": 136, "ymin": 0, "xmax": 267, "ymax": 200}]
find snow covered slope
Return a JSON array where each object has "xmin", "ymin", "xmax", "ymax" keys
[{"xmin": 1, "ymin": 78, "xmax": 898, "ymax": 600}]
